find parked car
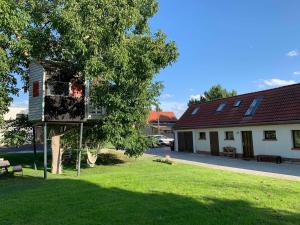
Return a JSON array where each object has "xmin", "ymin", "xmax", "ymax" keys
[{"xmin": 149, "ymin": 135, "xmax": 174, "ymax": 146}]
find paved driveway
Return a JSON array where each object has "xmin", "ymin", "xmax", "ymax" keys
[{"xmin": 146, "ymin": 148, "xmax": 300, "ymax": 181}]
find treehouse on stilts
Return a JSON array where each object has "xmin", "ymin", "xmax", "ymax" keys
[{"xmin": 28, "ymin": 61, "xmax": 103, "ymax": 179}]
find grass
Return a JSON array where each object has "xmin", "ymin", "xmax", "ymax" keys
[{"xmin": 0, "ymin": 151, "xmax": 300, "ymax": 225}]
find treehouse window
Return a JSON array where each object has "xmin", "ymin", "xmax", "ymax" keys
[
  {"xmin": 46, "ymin": 81, "xmax": 70, "ymax": 96},
  {"xmin": 70, "ymin": 81, "xmax": 83, "ymax": 97}
]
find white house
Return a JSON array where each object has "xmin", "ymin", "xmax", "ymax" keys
[
  {"xmin": 145, "ymin": 111, "xmax": 177, "ymax": 138},
  {"xmin": 173, "ymin": 84, "xmax": 300, "ymax": 162},
  {"xmin": 3, "ymin": 107, "xmax": 27, "ymax": 121},
  {"xmin": 0, "ymin": 107, "xmax": 28, "ymax": 145}
]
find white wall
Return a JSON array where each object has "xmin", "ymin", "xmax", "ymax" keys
[
  {"xmin": 175, "ymin": 124, "xmax": 300, "ymax": 159},
  {"xmin": 3, "ymin": 107, "xmax": 27, "ymax": 120},
  {"xmin": 1, "ymin": 107, "xmax": 28, "ymax": 146},
  {"xmin": 28, "ymin": 62, "xmax": 44, "ymax": 121}
]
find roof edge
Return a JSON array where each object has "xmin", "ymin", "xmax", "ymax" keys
[
  {"xmin": 191, "ymin": 83, "xmax": 300, "ymax": 106},
  {"xmin": 174, "ymin": 120, "xmax": 300, "ymax": 130}
]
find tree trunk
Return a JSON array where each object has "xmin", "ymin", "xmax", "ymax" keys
[{"xmin": 51, "ymin": 135, "xmax": 64, "ymax": 174}]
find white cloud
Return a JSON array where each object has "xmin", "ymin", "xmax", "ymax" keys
[
  {"xmin": 293, "ymin": 71, "xmax": 300, "ymax": 75},
  {"xmin": 160, "ymin": 101, "xmax": 187, "ymax": 118},
  {"xmin": 11, "ymin": 99, "xmax": 28, "ymax": 108},
  {"xmin": 189, "ymin": 94, "xmax": 206, "ymax": 101},
  {"xmin": 286, "ymin": 50, "xmax": 299, "ymax": 57},
  {"xmin": 257, "ymin": 78, "xmax": 296, "ymax": 88},
  {"xmin": 189, "ymin": 94, "xmax": 201, "ymax": 100},
  {"xmin": 161, "ymin": 93, "xmax": 174, "ymax": 99}
]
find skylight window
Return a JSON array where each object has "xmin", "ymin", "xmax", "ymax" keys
[
  {"xmin": 244, "ymin": 96, "xmax": 263, "ymax": 116},
  {"xmin": 216, "ymin": 103, "xmax": 226, "ymax": 112},
  {"xmin": 234, "ymin": 100, "xmax": 241, "ymax": 107},
  {"xmin": 191, "ymin": 107, "xmax": 200, "ymax": 115}
]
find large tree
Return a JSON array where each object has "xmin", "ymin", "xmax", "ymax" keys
[
  {"xmin": 0, "ymin": 0, "xmax": 178, "ymax": 156},
  {"xmin": 188, "ymin": 84, "xmax": 237, "ymax": 106}
]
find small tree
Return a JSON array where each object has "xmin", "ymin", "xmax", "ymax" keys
[
  {"xmin": 203, "ymin": 84, "xmax": 237, "ymax": 102},
  {"xmin": 188, "ymin": 84, "xmax": 237, "ymax": 106}
]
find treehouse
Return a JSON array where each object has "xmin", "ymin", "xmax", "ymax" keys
[
  {"xmin": 28, "ymin": 60, "xmax": 104, "ymax": 179},
  {"xmin": 28, "ymin": 61, "xmax": 103, "ymax": 123}
]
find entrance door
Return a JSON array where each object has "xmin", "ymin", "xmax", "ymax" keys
[
  {"xmin": 178, "ymin": 131, "xmax": 194, "ymax": 152},
  {"xmin": 209, "ymin": 132, "xmax": 219, "ymax": 156},
  {"xmin": 241, "ymin": 131, "xmax": 254, "ymax": 158}
]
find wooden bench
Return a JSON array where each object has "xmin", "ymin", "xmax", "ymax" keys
[
  {"xmin": 256, "ymin": 155, "xmax": 282, "ymax": 164},
  {"xmin": 0, "ymin": 160, "xmax": 10, "ymax": 174},
  {"xmin": 222, "ymin": 147, "xmax": 237, "ymax": 158},
  {"xmin": 12, "ymin": 165, "xmax": 23, "ymax": 176}
]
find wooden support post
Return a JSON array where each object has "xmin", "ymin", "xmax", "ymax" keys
[
  {"xmin": 77, "ymin": 123, "xmax": 83, "ymax": 176},
  {"xmin": 33, "ymin": 126, "xmax": 37, "ymax": 171},
  {"xmin": 51, "ymin": 135, "xmax": 63, "ymax": 174},
  {"xmin": 44, "ymin": 123, "xmax": 47, "ymax": 179}
]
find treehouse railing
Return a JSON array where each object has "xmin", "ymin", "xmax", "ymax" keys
[{"xmin": 44, "ymin": 96, "xmax": 85, "ymax": 121}]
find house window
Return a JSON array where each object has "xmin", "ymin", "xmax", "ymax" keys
[
  {"xmin": 234, "ymin": 100, "xmax": 241, "ymax": 107},
  {"xmin": 292, "ymin": 130, "xmax": 300, "ymax": 148},
  {"xmin": 33, "ymin": 81, "xmax": 39, "ymax": 97},
  {"xmin": 264, "ymin": 131, "xmax": 277, "ymax": 140},
  {"xmin": 216, "ymin": 103, "xmax": 226, "ymax": 112},
  {"xmin": 225, "ymin": 131, "xmax": 234, "ymax": 140},
  {"xmin": 199, "ymin": 132, "xmax": 206, "ymax": 140},
  {"xmin": 191, "ymin": 107, "xmax": 200, "ymax": 115},
  {"xmin": 244, "ymin": 96, "xmax": 263, "ymax": 116}
]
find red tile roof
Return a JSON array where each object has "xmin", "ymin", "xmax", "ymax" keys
[
  {"xmin": 174, "ymin": 83, "xmax": 300, "ymax": 130},
  {"xmin": 148, "ymin": 111, "xmax": 177, "ymax": 123}
]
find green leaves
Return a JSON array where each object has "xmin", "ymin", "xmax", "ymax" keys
[
  {"xmin": 1, "ymin": 114, "xmax": 33, "ymax": 147},
  {"xmin": 0, "ymin": 0, "xmax": 178, "ymax": 156}
]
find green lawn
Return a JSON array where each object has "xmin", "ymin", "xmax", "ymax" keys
[{"xmin": 0, "ymin": 151, "xmax": 300, "ymax": 225}]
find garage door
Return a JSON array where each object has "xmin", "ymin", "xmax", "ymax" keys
[{"xmin": 178, "ymin": 131, "xmax": 194, "ymax": 152}]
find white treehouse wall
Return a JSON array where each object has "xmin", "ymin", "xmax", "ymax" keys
[{"xmin": 28, "ymin": 62, "xmax": 44, "ymax": 121}]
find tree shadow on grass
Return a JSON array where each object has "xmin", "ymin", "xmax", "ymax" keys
[
  {"xmin": 0, "ymin": 152, "xmax": 124, "ymax": 172},
  {"xmin": 95, "ymin": 153, "xmax": 125, "ymax": 166},
  {"xmin": 1, "ymin": 177, "xmax": 299, "ymax": 225}
]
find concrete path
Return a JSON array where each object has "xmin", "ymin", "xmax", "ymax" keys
[{"xmin": 146, "ymin": 148, "xmax": 300, "ymax": 181}]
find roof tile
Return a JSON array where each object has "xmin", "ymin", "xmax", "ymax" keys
[
  {"xmin": 148, "ymin": 111, "xmax": 177, "ymax": 123},
  {"xmin": 174, "ymin": 83, "xmax": 300, "ymax": 129}
]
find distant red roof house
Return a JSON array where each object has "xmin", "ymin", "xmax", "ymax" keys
[
  {"xmin": 148, "ymin": 111, "xmax": 177, "ymax": 123},
  {"xmin": 146, "ymin": 111, "xmax": 177, "ymax": 138},
  {"xmin": 174, "ymin": 83, "xmax": 300, "ymax": 130}
]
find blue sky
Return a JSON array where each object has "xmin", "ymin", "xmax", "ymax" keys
[
  {"xmin": 149, "ymin": 0, "xmax": 300, "ymax": 117},
  {"xmin": 13, "ymin": 0, "xmax": 300, "ymax": 117}
]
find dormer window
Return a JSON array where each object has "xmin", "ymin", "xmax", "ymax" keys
[
  {"xmin": 234, "ymin": 100, "xmax": 241, "ymax": 107},
  {"xmin": 244, "ymin": 96, "xmax": 263, "ymax": 116},
  {"xmin": 216, "ymin": 103, "xmax": 226, "ymax": 112},
  {"xmin": 191, "ymin": 107, "xmax": 200, "ymax": 115}
]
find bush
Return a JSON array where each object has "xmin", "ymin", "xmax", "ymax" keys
[{"xmin": 153, "ymin": 158, "xmax": 173, "ymax": 165}]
